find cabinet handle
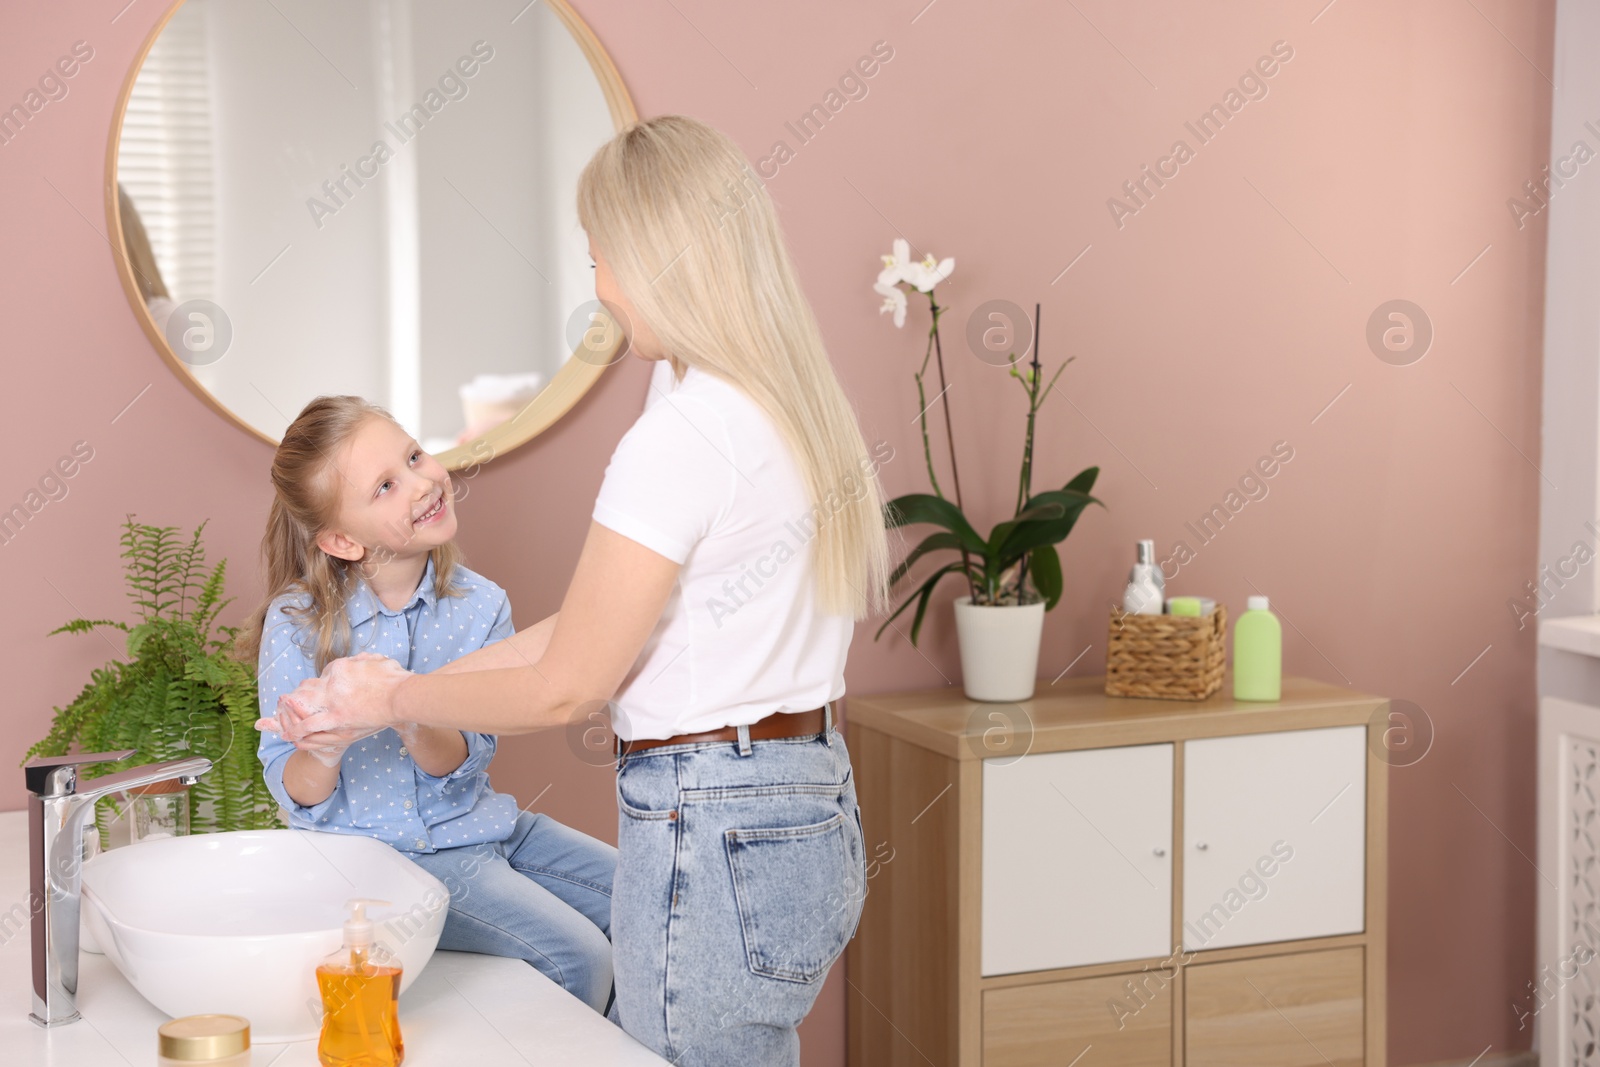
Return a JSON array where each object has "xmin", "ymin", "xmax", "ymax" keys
[
  {"xmin": 1153, "ymin": 847, "xmax": 1166, "ymax": 857},
  {"xmin": 1195, "ymin": 842, "xmax": 1209, "ymax": 851}
]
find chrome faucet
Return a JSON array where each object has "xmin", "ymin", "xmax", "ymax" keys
[{"xmin": 23, "ymin": 750, "xmax": 212, "ymax": 1027}]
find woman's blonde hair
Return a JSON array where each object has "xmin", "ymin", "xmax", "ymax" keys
[
  {"xmin": 577, "ymin": 115, "xmax": 892, "ymax": 619},
  {"xmin": 233, "ymin": 396, "xmax": 464, "ymax": 674}
]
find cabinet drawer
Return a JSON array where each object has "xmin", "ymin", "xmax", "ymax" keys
[
  {"xmin": 983, "ymin": 744, "xmax": 1172, "ymax": 975},
  {"xmin": 1183, "ymin": 726, "xmax": 1366, "ymax": 950},
  {"xmin": 984, "ymin": 972, "xmax": 1172, "ymax": 1067},
  {"xmin": 1185, "ymin": 947, "xmax": 1365, "ymax": 1067}
]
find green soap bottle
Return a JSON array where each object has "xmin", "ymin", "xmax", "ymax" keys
[{"xmin": 1232, "ymin": 595, "xmax": 1281, "ymax": 701}]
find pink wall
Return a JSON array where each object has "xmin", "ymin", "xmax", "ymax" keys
[{"xmin": 0, "ymin": 1, "xmax": 1552, "ymax": 1064}]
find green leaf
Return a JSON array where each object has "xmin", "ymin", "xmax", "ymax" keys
[
  {"xmin": 47, "ymin": 618, "xmax": 129, "ymax": 637},
  {"xmin": 889, "ymin": 531, "xmax": 964, "ymax": 588},
  {"xmin": 1000, "ymin": 486, "xmax": 1103, "ymax": 562},
  {"xmin": 986, "ymin": 501, "xmax": 1066, "ymax": 556},
  {"xmin": 185, "ymin": 655, "xmax": 233, "ymax": 689},
  {"xmin": 1028, "ymin": 543, "xmax": 1063, "ymax": 610},
  {"xmin": 882, "ymin": 494, "xmax": 988, "ymax": 555},
  {"xmin": 24, "ymin": 517, "xmax": 277, "ymax": 835},
  {"xmin": 874, "ymin": 561, "xmax": 966, "ymax": 644},
  {"xmin": 126, "ymin": 622, "xmax": 156, "ymax": 661},
  {"xmin": 1064, "ymin": 466, "xmax": 1100, "ymax": 497},
  {"xmin": 907, "ymin": 565, "xmax": 958, "ymax": 646}
]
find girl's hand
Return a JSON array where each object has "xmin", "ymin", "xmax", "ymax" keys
[
  {"xmin": 254, "ymin": 692, "xmax": 325, "ymax": 737},
  {"xmin": 253, "ymin": 654, "xmax": 397, "ymax": 736},
  {"xmin": 280, "ymin": 654, "xmax": 412, "ymax": 750},
  {"xmin": 273, "ymin": 694, "xmax": 354, "ymax": 768}
]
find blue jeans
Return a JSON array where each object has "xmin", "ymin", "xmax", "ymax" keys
[
  {"xmin": 407, "ymin": 810, "xmax": 618, "ymax": 1013},
  {"xmin": 611, "ymin": 709, "xmax": 867, "ymax": 1067}
]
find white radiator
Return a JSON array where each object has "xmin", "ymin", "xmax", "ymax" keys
[{"xmin": 1538, "ymin": 697, "xmax": 1600, "ymax": 1065}]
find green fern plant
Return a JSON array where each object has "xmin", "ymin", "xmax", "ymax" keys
[{"xmin": 24, "ymin": 516, "xmax": 282, "ymax": 845}]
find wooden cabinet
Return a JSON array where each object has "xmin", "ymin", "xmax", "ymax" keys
[
  {"xmin": 983, "ymin": 743, "xmax": 1173, "ymax": 974},
  {"xmin": 1185, "ymin": 948, "xmax": 1365, "ymax": 1067},
  {"xmin": 984, "ymin": 971, "xmax": 1172, "ymax": 1066},
  {"xmin": 844, "ymin": 676, "xmax": 1387, "ymax": 1067},
  {"xmin": 1183, "ymin": 726, "xmax": 1367, "ymax": 950}
]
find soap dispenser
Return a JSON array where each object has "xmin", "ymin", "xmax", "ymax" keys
[
  {"xmin": 316, "ymin": 899, "xmax": 403, "ymax": 1067},
  {"xmin": 1122, "ymin": 539, "xmax": 1165, "ymax": 615}
]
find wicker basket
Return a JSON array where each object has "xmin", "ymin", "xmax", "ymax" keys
[{"xmin": 1104, "ymin": 604, "xmax": 1228, "ymax": 700}]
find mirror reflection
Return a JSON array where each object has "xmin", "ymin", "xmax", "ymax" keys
[{"xmin": 115, "ymin": 0, "xmax": 619, "ymax": 455}]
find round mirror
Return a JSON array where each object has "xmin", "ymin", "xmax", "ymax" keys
[{"xmin": 107, "ymin": 0, "xmax": 635, "ymax": 468}]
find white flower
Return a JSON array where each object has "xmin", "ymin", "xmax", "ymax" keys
[
  {"xmin": 907, "ymin": 252, "xmax": 954, "ymax": 293},
  {"xmin": 875, "ymin": 279, "xmax": 908, "ymax": 328},
  {"xmin": 873, "ymin": 238, "xmax": 954, "ymax": 326},
  {"xmin": 878, "ymin": 238, "xmax": 915, "ymax": 288}
]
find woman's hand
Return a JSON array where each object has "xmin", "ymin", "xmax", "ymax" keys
[
  {"xmin": 254, "ymin": 524, "xmax": 677, "ymax": 739},
  {"xmin": 264, "ymin": 653, "xmax": 411, "ymax": 751},
  {"xmin": 431, "ymin": 613, "xmax": 559, "ymax": 676}
]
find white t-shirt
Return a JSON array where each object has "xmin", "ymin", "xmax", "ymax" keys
[{"xmin": 591, "ymin": 359, "xmax": 852, "ymax": 740}]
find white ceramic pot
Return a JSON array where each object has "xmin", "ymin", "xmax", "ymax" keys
[{"xmin": 953, "ymin": 595, "xmax": 1047, "ymax": 702}]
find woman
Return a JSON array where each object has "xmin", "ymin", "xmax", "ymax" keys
[{"xmin": 262, "ymin": 114, "xmax": 895, "ymax": 1067}]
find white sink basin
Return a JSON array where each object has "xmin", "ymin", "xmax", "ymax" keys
[{"xmin": 80, "ymin": 829, "xmax": 448, "ymax": 1042}]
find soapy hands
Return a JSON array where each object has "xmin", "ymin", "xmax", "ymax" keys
[
  {"xmin": 270, "ymin": 694, "xmax": 354, "ymax": 767},
  {"xmin": 254, "ymin": 651, "xmax": 411, "ymax": 753}
]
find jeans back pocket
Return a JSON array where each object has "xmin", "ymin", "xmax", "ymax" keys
[{"xmin": 724, "ymin": 811, "xmax": 857, "ymax": 983}]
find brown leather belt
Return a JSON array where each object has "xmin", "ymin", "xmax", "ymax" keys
[{"xmin": 617, "ymin": 707, "xmax": 828, "ymax": 756}]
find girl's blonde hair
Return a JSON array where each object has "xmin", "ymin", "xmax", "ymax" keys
[
  {"xmin": 233, "ymin": 396, "xmax": 464, "ymax": 674},
  {"xmin": 577, "ymin": 115, "xmax": 893, "ymax": 619}
]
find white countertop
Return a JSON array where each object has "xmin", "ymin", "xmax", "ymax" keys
[{"xmin": 0, "ymin": 811, "xmax": 668, "ymax": 1066}]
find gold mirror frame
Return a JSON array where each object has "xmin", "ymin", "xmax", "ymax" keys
[{"xmin": 104, "ymin": 0, "xmax": 637, "ymax": 471}]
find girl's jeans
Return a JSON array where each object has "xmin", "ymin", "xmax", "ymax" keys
[
  {"xmin": 407, "ymin": 810, "xmax": 619, "ymax": 1013},
  {"xmin": 610, "ymin": 708, "xmax": 867, "ymax": 1067}
]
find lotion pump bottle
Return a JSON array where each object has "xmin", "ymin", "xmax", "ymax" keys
[
  {"xmin": 1232, "ymin": 595, "xmax": 1283, "ymax": 701},
  {"xmin": 1123, "ymin": 539, "xmax": 1165, "ymax": 615},
  {"xmin": 316, "ymin": 899, "xmax": 403, "ymax": 1067}
]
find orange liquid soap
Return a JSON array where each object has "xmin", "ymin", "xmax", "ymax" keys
[{"xmin": 316, "ymin": 901, "xmax": 404, "ymax": 1067}]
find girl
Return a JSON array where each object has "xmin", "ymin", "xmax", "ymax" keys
[
  {"xmin": 235, "ymin": 395, "xmax": 619, "ymax": 1016},
  {"xmin": 263, "ymin": 115, "xmax": 891, "ymax": 1067}
]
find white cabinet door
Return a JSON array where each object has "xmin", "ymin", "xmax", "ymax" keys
[
  {"xmin": 982, "ymin": 744, "xmax": 1173, "ymax": 976},
  {"xmin": 1182, "ymin": 725, "xmax": 1366, "ymax": 951}
]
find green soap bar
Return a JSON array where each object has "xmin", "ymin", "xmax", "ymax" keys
[{"xmin": 1167, "ymin": 596, "xmax": 1202, "ymax": 616}]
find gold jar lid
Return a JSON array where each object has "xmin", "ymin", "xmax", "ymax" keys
[{"xmin": 158, "ymin": 1014, "xmax": 250, "ymax": 1061}]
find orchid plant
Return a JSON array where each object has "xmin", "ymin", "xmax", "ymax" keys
[{"xmin": 872, "ymin": 239, "xmax": 1103, "ymax": 646}]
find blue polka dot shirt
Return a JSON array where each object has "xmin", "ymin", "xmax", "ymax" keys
[{"xmin": 255, "ymin": 556, "xmax": 521, "ymax": 854}]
